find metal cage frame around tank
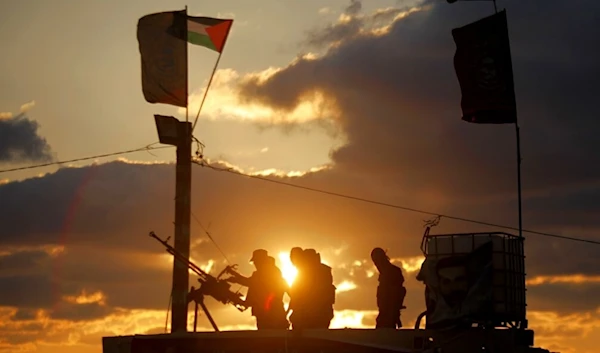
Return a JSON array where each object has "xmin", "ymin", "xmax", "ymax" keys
[{"xmin": 421, "ymin": 231, "xmax": 528, "ymax": 329}]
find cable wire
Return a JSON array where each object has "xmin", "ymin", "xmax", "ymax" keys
[
  {"xmin": 0, "ymin": 144, "xmax": 173, "ymax": 174},
  {"xmin": 191, "ymin": 211, "xmax": 231, "ymax": 264},
  {"xmin": 164, "ymin": 290, "xmax": 172, "ymax": 333},
  {"xmin": 3, "ymin": 147, "xmax": 596, "ymax": 246},
  {"xmin": 190, "ymin": 211, "xmax": 244, "ymax": 294},
  {"xmin": 193, "ymin": 160, "xmax": 600, "ymax": 246}
]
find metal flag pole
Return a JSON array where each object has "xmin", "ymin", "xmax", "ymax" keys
[
  {"xmin": 185, "ymin": 5, "xmax": 189, "ymax": 125},
  {"xmin": 498, "ymin": 2, "xmax": 524, "ymax": 240},
  {"xmin": 191, "ymin": 27, "xmax": 232, "ymax": 133},
  {"xmin": 170, "ymin": 5, "xmax": 193, "ymax": 334},
  {"xmin": 489, "ymin": 0, "xmax": 522, "ymax": 239},
  {"xmin": 515, "ymin": 119, "xmax": 523, "ymax": 239},
  {"xmin": 497, "ymin": 4, "xmax": 526, "ymax": 329},
  {"xmin": 192, "ymin": 54, "xmax": 222, "ymax": 132}
]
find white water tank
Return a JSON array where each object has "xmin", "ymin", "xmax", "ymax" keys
[{"xmin": 423, "ymin": 232, "xmax": 526, "ymax": 326}]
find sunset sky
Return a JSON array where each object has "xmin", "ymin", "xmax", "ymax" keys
[{"xmin": 1, "ymin": 0, "xmax": 599, "ymax": 352}]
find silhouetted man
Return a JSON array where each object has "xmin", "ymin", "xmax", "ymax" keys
[
  {"xmin": 288, "ymin": 247, "xmax": 308, "ymax": 329},
  {"xmin": 371, "ymin": 247, "xmax": 406, "ymax": 329},
  {"xmin": 227, "ymin": 249, "xmax": 289, "ymax": 329},
  {"xmin": 289, "ymin": 248, "xmax": 336, "ymax": 330},
  {"xmin": 304, "ymin": 248, "xmax": 336, "ymax": 328}
]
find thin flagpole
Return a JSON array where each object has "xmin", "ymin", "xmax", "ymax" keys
[
  {"xmin": 491, "ymin": 1, "xmax": 525, "ymax": 330},
  {"xmin": 192, "ymin": 53, "xmax": 222, "ymax": 132},
  {"xmin": 516, "ymin": 124, "xmax": 522, "ymax": 238},
  {"xmin": 185, "ymin": 5, "xmax": 189, "ymax": 124},
  {"xmin": 192, "ymin": 22, "xmax": 233, "ymax": 132},
  {"xmin": 490, "ymin": 1, "xmax": 522, "ymax": 239}
]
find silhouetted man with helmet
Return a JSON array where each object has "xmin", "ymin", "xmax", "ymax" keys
[
  {"xmin": 288, "ymin": 248, "xmax": 336, "ymax": 330},
  {"xmin": 305, "ymin": 248, "xmax": 336, "ymax": 328},
  {"xmin": 371, "ymin": 247, "xmax": 406, "ymax": 329},
  {"xmin": 227, "ymin": 249, "xmax": 289, "ymax": 329}
]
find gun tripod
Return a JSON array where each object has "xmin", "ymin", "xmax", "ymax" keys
[{"xmin": 189, "ymin": 285, "xmax": 219, "ymax": 332}]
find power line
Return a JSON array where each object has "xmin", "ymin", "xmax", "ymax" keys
[
  {"xmin": 189, "ymin": 211, "xmax": 244, "ymax": 295},
  {"xmin": 193, "ymin": 160, "xmax": 600, "ymax": 246},
  {"xmin": 191, "ymin": 211, "xmax": 231, "ymax": 264},
  {"xmin": 0, "ymin": 144, "xmax": 173, "ymax": 174},
  {"xmin": 3, "ymin": 148, "xmax": 596, "ymax": 246}
]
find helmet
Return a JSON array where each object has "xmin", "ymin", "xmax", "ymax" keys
[
  {"xmin": 290, "ymin": 247, "xmax": 304, "ymax": 265},
  {"xmin": 250, "ymin": 249, "xmax": 269, "ymax": 263},
  {"xmin": 371, "ymin": 247, "xmax": 388, "ymax": 262},
  {"xmin": 304, "ymin": 248, "xmax": 318, "ymax": 261}
]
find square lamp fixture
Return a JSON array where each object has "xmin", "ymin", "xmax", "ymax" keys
[{"xmin": 154, "ymin": 114, "xmax": 181, "ymax": 146}]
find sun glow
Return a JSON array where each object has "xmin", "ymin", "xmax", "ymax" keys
[
  {"xmin": 336, "ymin": 280, "xmax": 357, "ymax": 293},
  {"xmin": 278, "ymin": 252, "xmax": 298, "ymax": 286}
]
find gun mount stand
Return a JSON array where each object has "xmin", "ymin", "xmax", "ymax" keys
[
  {"xmin": 190, "ymin": 286, "xmax": 219, "ymax": 332},
  {"xmin": 187, "ymin": 265, "xmax": 246, "ymax": 332}
]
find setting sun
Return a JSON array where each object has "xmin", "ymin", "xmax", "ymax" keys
[{"xmin": 278, "ymin": 252, "xmax": 297, "ymax": 286}]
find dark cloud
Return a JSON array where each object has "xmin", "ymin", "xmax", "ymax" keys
[
  {"xmin": 9, "ymin": 308, "xmax": 37, "ymax": 321},
  {"xmin": 238, "ymin": 0, "xmax": 600, "ymax": 202},
  {"xmin": 0, "ymin": 113, "xmax": 53, "ymax": 164},
  {"xmin": 525, "ymin": 236, "xmax": 600, "ymax": 277},
  {"xmin": 527, "ymin": 282, "xmax": 600, "ymax": 314},
  {"xmin": 51, "ymin": 301, "xmax": 114, "ymax": 322},
  {"xmin": 0, "ymin": 248, "xmax": 52, "ymax": 276},
  {"xmin": 523, "ymin": 184, "xmax": 600, "ymax": 229},
  {"xmin": 0, "ymin": 162, "xmax": 175, "ymax": 248},
  {"xmin": 304, "ymin": 2, "xmax": 418, "ymax": 50},
  {"xmin": 345, "ymin": 0, "xmax": 362, "ymax": 16},
  {"xmin": 0, "ymin": 274, "xmax": 57, "ymax": 308}
]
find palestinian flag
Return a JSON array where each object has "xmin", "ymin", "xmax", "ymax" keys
[
  {"xmin": 137, "ymin": 10, "xmax": 233, "ymax": 107},
  {"xmin": 186, "ymin": 16, "xmax": 233, "ymax": 53}
]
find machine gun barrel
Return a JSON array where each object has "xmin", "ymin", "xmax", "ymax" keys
[{"xmin": 149, "ymin": 231, "xmax": 209, "ymax": 281}]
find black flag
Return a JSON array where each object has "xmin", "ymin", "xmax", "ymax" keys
[
  {"xmin": 452, "ymin": 10, "xmax": 517, "ymax": 124},
  {"xmin": 137, "ymin": 11, "xmax": 188, "ymax": 108}
]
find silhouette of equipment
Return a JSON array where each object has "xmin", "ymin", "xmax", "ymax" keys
[{"xmin": 149, "ymin": 231, "xmax": 247, "ymax": 332}]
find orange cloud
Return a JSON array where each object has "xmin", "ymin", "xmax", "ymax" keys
[
  {"xmin": 63, "ymin": 291, "xmax": 106, "ymax": 306},
  {"xmin": 180, "ymin": 68, "xmax": 342, "ymax": 127},
  {"xmin": 391, "ymin": 256, "xmax": 425, "ymax": 273},
  {"xmin": 0, "ymin": 306, "xmax": 381, "ymax": 352},
  {"xmin": 527, "ymin": 274, "xmax": 600, "ymax": 286},
  {"xmin": 527, "ymin": 310, "xmax": 600, "ymax": 353},
  {"xmin": 199, "ymin": 158, "xmax": 332, "ymax": 178}
]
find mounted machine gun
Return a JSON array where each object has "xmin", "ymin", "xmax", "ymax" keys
[{"xmin": 149, "ymin": 231, "xmax": 247, "ymax": 332}]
